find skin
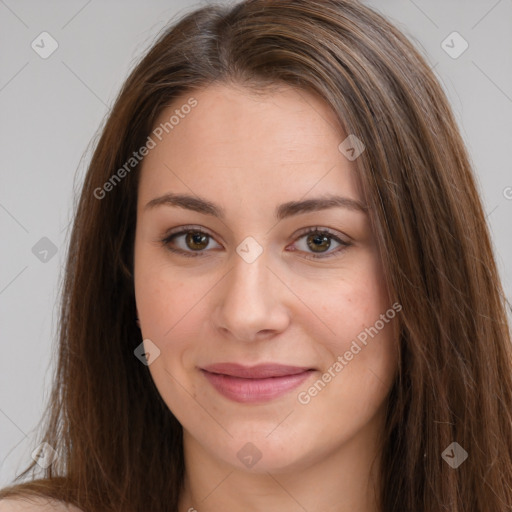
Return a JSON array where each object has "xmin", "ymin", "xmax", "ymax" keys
[
  {"xmin": 0, "ymin": 498, "xmax": 83, "ymax": 511},
  {"xmin": 134, "ymin": 82, "xmax": 399, "ymax": 512}
]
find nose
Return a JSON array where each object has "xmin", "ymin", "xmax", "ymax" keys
[{"xmin": 213, "ymin": 247, "xmax": 291, "ymax": 343}]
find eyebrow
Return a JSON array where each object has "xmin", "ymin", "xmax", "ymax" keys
[{"xmin": 144, "ymin": 192, "xmax": 368, "ymax": 221}]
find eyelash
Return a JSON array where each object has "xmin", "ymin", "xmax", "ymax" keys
[{"xmin": 159, "ymin": 225, "xmax": 351, "ymax": 261}]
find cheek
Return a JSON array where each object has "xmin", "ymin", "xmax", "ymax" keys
[
  {"xmin": 292, "ymin": 251, "xmax": 397, "ymax": 406},
  {"xmin": 133, "ymin": 258, "xmax": 204, "ymax": 413},
  {"xmin": 135, "ymin": 277, "xmax": 203, "ymax": 368},
  {"xmin": 294, "ymin": 251, "xmax": 391, "ymax": 351},
  {"xmin": 134, "ymin": 246, "xmax": 200, "ymax": 339},
  {"xmin": 133, "ymin": 251, "xmax": 219, "ymax": 384},
  {"xmin": 135, "ymin": 272, "xmax": 178, "ymax": 335}
]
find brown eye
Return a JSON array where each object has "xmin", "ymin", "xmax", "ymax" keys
[
  {"xmin": 161, "ymin": 226, "xmax": 350, "ymax": 260},
  {"xmin": 161, "ymin": 227, "xmax": 222, "ymax": 257},
  {"xmin": 185, "ymin": 231, "xmax": 209, "ymax": 251},
  {"xmin": 306, "ymin": 232, "xmax": 332, "ymax": 253},
  {"xmin": 291, "ymin": 227, "xmax": 351, "ymax": 260}
]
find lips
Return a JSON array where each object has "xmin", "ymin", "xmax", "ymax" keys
[
  {"xmin": 200, "ymin": 363, "xmax": 315, "ymax": 403},
  {"xmin": 202, "ymin": 363, "xmax": 311, "ymax": 378}
]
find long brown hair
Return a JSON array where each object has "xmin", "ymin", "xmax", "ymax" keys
[{"xmin": 2, "ymin": 1, "xmax": 512, "ymax": 510}]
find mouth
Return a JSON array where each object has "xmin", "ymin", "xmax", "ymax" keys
[{"xmin": 200, "ymin": 363, "xmax": 316, "ymax": 403}]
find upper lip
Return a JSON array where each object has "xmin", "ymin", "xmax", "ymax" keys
[{"xmin": 200, "ymin": 363, "xmax": 313, "ymax": 379}]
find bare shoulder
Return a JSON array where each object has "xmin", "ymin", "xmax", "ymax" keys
[{"xmin": 0, "ymin": 497, "xmax": 83, "ymax": 512}]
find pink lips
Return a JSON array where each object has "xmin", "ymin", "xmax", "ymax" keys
[{"xmin": 200, "ymin": 363, "xmax": 314, "ymax": 403}]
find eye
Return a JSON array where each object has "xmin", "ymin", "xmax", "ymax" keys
[
  {"xmin": 159, "ymin": 225, "xmax": 351, "ymax": 259},
  {"xmin": 288, "ymin": 227, "xmax": 351, "ymax": 260},
  {"xmin": 160, "ymin": 226, "xmax": 221, "ymax": 258}
]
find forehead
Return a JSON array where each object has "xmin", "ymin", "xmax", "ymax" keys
[{"xmin": 137, "ymin": 82, "xmax": 362, "ymax": 213}]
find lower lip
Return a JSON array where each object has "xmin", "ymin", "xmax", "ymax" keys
[{"xmin": 201, "ymin": 369, "xmax": 314, "ymax": 403}]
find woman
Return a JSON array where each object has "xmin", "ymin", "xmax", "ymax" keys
[{"xmin": 1, "ymin": 0, "xmax": 511, "ymax": 510}]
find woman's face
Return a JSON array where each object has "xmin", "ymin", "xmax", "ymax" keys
[{"xmin": 134, "ymin": 82, "xmax": 399, "ymax": 473}]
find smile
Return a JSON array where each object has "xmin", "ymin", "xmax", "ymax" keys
[{"xmin": 200, "ymin": 363, "xmax": 316, "ymax": 403}]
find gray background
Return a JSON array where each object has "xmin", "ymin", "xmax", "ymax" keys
[{"xmin": 1, "ymin": 0, "xmax": 511, "ymax": 487}]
